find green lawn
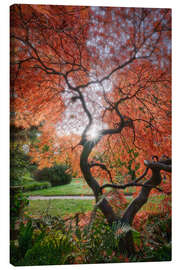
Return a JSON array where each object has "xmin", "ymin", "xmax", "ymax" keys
[
  {"xmin": 25, "ymin": 178, "xmax": 134, "ymax": 197},
  {"xmin": 25, "ymin": 178, "xmax": 93, "ymax": 196},
  {"xmin": 24, "ymin": 194, "xmax": 167, "ymax": 219},
  {"xmin": 24, "ymin": 176, "xmax": 168, "ymax": 219},
  {"xmin": 25, "ymin": 199, "xmax": 95, "ymax": 217}
]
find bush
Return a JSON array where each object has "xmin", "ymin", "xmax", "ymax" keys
[
  {"xmin": 34, "ymin": 164, "xmax": 72, "ymax": 187},
  {"xmin": 10, "ymin": 187, "xmax": 29, "ymax": 232},
  {"xmin": 73, "ymin": 211, "xmax": 126, "ymax": 264},
  {"xmin": 23, "ymin": 181, "xmax": 51, "ymax": 192},
  {"xmin": 19, "ymin": 231, "xmax": 75, "ymax": 266},
  {"xmin": 10, "ymin": 218, "xmax": 76, "ymax": 266},
  {"xmin": 10, "ymin": 220, "xmax": 44, "ymax": 266},
  {"xmin": 141, "ymin": 243, "xmax": 171, "ymax": 262},
  {"xmin": 10, "ymin": 211, "xmax": 172, "ymax": 266},
  {"xmin": 10, "ymin": 144, "xmax": 37, "ymax": 187},
  {"xmin": 132, "ymin": 213, "xmax": 172, "ymax": 262}
]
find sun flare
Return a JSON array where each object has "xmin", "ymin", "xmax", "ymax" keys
[{"xmin": 87, "ymin": 125, "xmax": 100, "ymax": 141}]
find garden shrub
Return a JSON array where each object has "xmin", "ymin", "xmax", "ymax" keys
[
  {"xmin": 73, "ymin": 211, "xmax": 128, "ymax": 264},
  {"xmin": 76, "ymin": 210, "xmax": 172, "ymax": 263},
  {"xmin": 10, "ymin": 218, "xmax": 76, "ymax": 266},
  {"xmin": 10, "ymin": 210, "xmax": 172, "ymax": 266},
  {"xmin": 10, "ymin": 187, "xmax": 29, "ymax": 233},
  {"xmin": 10, "ymin": 145, "xmax": 37, "ymax": 186},
  {"xmin": 131, "ymin": 212, "xmax": 172, "ymax": 262},
  {"xmin": 19, "ymin": 231, "xmax": 75, "ymax": 266},
  {"xmin": 10, "ymin": 220, "xmax": 38, "ymax": 265},
  {"xmin": 23, "ymin": 181, "xmax": 51, "ymax": 192},
  {"xmin": 140, "ymin": 243, "xmax": 171, "ymax": 262},
  {"xmin": 34, "ymin": 164, "xmax": 72, "ymax": 187},
  {"xmin": 143, "ymin": 213, "xmax": 171, "ymax": 247}
]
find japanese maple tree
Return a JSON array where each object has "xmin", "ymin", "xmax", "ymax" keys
[{"xmin": 10, "ymin": 5, "xmax": 171, "ymax": 253}]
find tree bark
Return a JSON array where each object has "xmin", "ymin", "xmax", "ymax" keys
[
  {"xmin": 120, "ymin": 158, "xmax": 170, "ymax": 255},
  {"xmin": 122, "ymin": 168, "xmax": 161, "ymax": 225},
  {"xmin": 80, "ymin": 142, "xmax": 117, "ymax": 224},
  {"xmin": 80, "ymin": 141, "xmax": 137, "ymax": 255},
  {"xmin": 122, "ymin": 157, "xmax": 171, "ymax": 226}
]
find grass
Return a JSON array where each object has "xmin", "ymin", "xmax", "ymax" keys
[
  {"xmin": 24, "ymin": 194, "xmax": 167, "ymax": 219},
  {"xmin": 25, "ymin": 178, "xmax": 134, "ymax": 196},
  {"xmin": 25, "ymin": 178, "xmax": 93, "ymax": 196},
  {"xmin": 25, "ymin": 199, "xmax": 95, "ymax": 218},
  {"xmin": 24, "ymin": 175, "xmax": 169, "ymax": 218}
]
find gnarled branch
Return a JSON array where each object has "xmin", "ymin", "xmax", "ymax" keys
[
  {"xmin": 121, "ymin": 157, "xmax": 171, "ymax": 225},
  {"xmin": 100, "ymin": 167, "xmax": 149, "ymax": 192},
  {"xmin": 89, "ymin": 162, "xmax": 113, "ymax": 183}
]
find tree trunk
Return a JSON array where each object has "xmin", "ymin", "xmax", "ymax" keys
[
  {"xmin": 120, "ymin": 167, "xmax": 162, "ymax": 255},
  {"xmin": 80, "ymin": 142, "xmax": 117, "ymax": 224},
  {"xmin": 80, "ymin": 142, "xmax": 135, "ymax": 254},
  {"xmin": 80, "ymin": 142, "xmax": 167, "ymax": 256},
  {"xmin": 122, "ymin": 168, "xmax": 161, "ymax": 225}
]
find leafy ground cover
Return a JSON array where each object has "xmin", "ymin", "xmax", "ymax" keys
[
  {"xmin": 12, "ymin": 197, "xmax": 171, "ymax": 266},
  {"xmin": 11, "ymin": 213, "xmax": 171, "ymax": 266}
]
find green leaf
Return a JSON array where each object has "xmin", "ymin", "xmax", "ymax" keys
[
  {"xmin": 135, "ymin": 163, "xmax": 140, "ymax": 171},
  {"xmin": 132, "ymin": 230, "xmax": 141, "ymax": 247},
  {"xmin": 42, "ymin": 144, "xmax": 49, "ymax": 153},
  {"xmin": 134, "ymin": 152, "xmax": 139, "ymax": 158}
]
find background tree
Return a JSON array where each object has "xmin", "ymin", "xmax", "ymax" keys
[
  {"xmin": 10, "ymin": 5, "xmax": 171, "ymax": 254},
  {"xmin": 10, "ymin": 124, "xmax": 39, "ymax": 186}
]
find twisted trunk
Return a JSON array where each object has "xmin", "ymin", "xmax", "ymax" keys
[
  {"xmin": 80, "ymin": 141, "xmax": 171, "ymax": 255},
  {"xmin": 121, "ymin": 158, "xmax": 171, "ymax": 254},
  {"xmin": 122, "ymin": 168, "xmax": 162, "ymax": 225},
  {"xmin": 80, "ymin": 142, "xmax": 135, "ymax": 254},
  {"xmin": 80, "ymin": 142, "xmax": 117, "ymax": 224}
]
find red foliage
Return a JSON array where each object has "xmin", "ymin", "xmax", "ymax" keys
[
  {"xmin": 108, "ymin": 190, "xmax": 127, "ymax": 212},
  {"xmin": 133, "ymin": 211, "xmax": 149, "ymax": 231},
  {"xmin": 10, "ymin": 5, "xmax": 171, "ymax": 222}
]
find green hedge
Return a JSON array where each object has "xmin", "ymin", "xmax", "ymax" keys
[
  {"xmin": 23, "ymin": 181, "xmax": 51, "ymax": 192},
  {"xmin": 34, "ymin": 164, "xmax": 72, "ymax": 187}
]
